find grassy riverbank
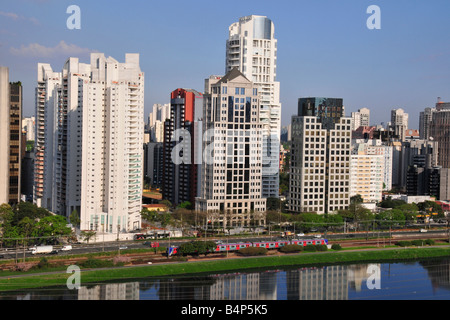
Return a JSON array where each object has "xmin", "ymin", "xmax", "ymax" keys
[{"xmin": 1, "ymin": 246, "xmax": 450, "ymax": 292}]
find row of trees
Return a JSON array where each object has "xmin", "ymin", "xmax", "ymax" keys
[
  {"xmin": 0, "ymin": 202, "xmax": 73, "ymax": 247},
  {"xmin": 141, "ymin": 194, "xmax": 449, "ymax": 238},
  {"xmin": 266, "ymin": 196, "xmax": 447, "ymax": 233}
]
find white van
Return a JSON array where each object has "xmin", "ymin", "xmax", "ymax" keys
[{"xmin": 61, "ymin": 245, "xmax": 73, "ymax": 251}]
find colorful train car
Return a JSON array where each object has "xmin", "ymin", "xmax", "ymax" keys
[{"xmin": 167, "ymin": 238, "xmax": 329, "ymax": 256}]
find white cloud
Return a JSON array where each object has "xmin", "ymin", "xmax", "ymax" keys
[
  {"xmin": 0, "ymin": 11, "xmax": 39, "ymax": 25},
  {"xmin": 0, "ymin": 11, "xmax": 20, "ymax": 20},
  {"xmin": 10, "ymin": 41, "xmax": 98, "ymax": 58}
]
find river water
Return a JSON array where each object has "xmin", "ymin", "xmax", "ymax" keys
[{"xmin": 1, "ymin": 258, "xmax": 450, "ymax": 300}]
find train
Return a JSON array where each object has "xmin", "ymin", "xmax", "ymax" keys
[{"xmin": 167, "ymin": 238, "xmax": 329, "ymax": 256}]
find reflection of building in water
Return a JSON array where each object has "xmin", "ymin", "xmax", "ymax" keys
[
  {"xmin": 421, "ymin": 259, "xmax": 450, "ymax": 291},
  {"xmin": 347, "ymin": 263, "xmax": 381, "ymax": 292},
  {"xmin": 210, "ymin": 273, "xmax": 259, "ymax": 300},
  {"xmin": 347, "ymin": 264, "xmax": 376, "ymax": 292},
  {"xmin": 259, "ymin": 271, "xmax": 277, "ymax": 300},
  {"xmin": 78, "ymin": 282, "xmax": 139, "ymax": 300},
  {"xmin": 209, "ymin": 272, "xmax": 277, "ymax": 300},
  {"xmin": 286, "ymin": 266, "xmax": 348, "ymax": 300},
  {"xmin": 158, "ymin": 277, "xmax": 212, "ymax": 300}
]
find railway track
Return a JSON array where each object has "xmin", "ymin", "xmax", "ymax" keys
[{"xmin": 334, "ymin": 233, "xmax": 450, "ymax": 248}]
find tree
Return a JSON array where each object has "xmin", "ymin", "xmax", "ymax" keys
[
  {"xmin": 80, "ymin": 230, "xmax": 97, "ymax": 244},
  {"xmin": 298, "ymin": 213, "xmax": 324, "ymax": 232},
  {"xmin": 69, "ymin": 209, "xmax": 80, "ymax": 227},
  {"xmin": 350, "ymin": 194, "xmax": 364, "ymax": 205},
  {"xmin": 323, "ymin": 213, "xmax": 344, "ymax": 233},
  {"xmin": 141, "ymin": 209, "xmax": 159, "ymax": 223},
  {"xmin": 417, "ymin": 201, "xmax": 443, "ymax": 216},
  {"xmin": 31, "ymin": 215, "xmax": 72, "ymax": 244},
  {"xmin": 177, "ymin": 201, "xmax": 192, "ymax": 210},
  {"xmin": 266, "ymin": 197, "xmax": 281, "ymax": 211}
]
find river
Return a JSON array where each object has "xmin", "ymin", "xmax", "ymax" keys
[{"xmin": 1, "ymin": 258, "xmax": 450, "ymax": 300}]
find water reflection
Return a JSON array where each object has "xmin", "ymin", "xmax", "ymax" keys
[{"xmin": 2, "ymin": 258, "xmax": 450, "ymax": 300}]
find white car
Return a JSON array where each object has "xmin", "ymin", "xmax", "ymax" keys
[
  {"xmin": 61, "ymin": 245, "xmax": 72, "ymax": 251},
  {"xmin": 296, "ymin": 233, "xmax": 305, "ymax": 237},
  {"xmin": 314, "ymin": 234, "xmax": 322, "ymax": 238}
]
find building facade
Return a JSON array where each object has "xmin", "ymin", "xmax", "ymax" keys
[
  {"xmin": 391, "ymin": 108, "xmax": 409, "ymax": 142},
  {"xmin": 35, "ymin": 53, "xmax": 144, "ymax": 233},
  {"xmin": 419, "ymin": 107, "xmax": 435, "ymax": 140},
  {"xmin": 0, "ymin": 67, "xmax": 23, "ymax": 205},
  {"xmin": 162, "ymin": 88, "xmax": 203, "ymax": 207},
  {"xmin": 289, "ymin": 98, "xmax": 352, "ymax": 214},
  {"xmin": 226, "ymin": 15, "xmax": 281, "ymax": 199},
  {"xmin": 350, "ymin": 144, "xmax": 384, "ymax": 204},
  {"xmin": 351, "ymin": 107, "xmax": 370, "ymax": 130},
  {"xmin": 430, "ymin": 102, "xmax": 450, "ymax": 168},
  {"xmin": 195, "ymin": 68, "xmax": 266, "ymax": 227}
]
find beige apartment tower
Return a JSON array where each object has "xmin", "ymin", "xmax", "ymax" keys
[
  {"xmin": 196, "ymin": 68, "xmax": 266, "ymax": 227},
  {"xmin": 0, "ymin": 67, "xmax": 22, "ymax": 205}
]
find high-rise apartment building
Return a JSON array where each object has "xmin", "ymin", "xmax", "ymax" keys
[
  {"xmin": 0, "ymin": 67, "xmax": 9, "ymax": 205},
  {"xmin": 226, "ymin": 15, "xmax": 281, "ymax": 198},
  {"xmin": 22, "ymin": 116, "xmax": 35, "ymax": 142},
  {"xmin": 351, "ymin": 139, "xmax": 393, "ymax": 191},
  {"xmin": 35, "ymin": 53, "xmax": 144, "ymax": 233},
  {"xmin": 430, "ymin": 101, "xmax": 450, "ymax": 168},
  {"xmin": 196, "ymin": 68, "xmax": 266, "ymax": 227},
  {"xmin": 289, "ymin": 98, "xmax": 352, "ymax": 214},
  {"xmin": 351, "ymin": 108, "xmax": 370, "ymax": 130},
  {"xmin": 147, "ymin": 103, "xmax": 170, "ymax": 142},
  {"xmin": 350, "ymin": 144, "xmax": 384, "ymax": 204},
  {"xmin": 162, "ymin": 88, "xmax": 203, "ymax": 207},
  {"xmin": 8, "ymin": 81, "xmax": 22, "ymax": 204},
  {"xmin": 391, "ymin": 108, "xmax": 409, "ymax": 141},
  {"xmin": 143, "ymin": 142, "xmax": 163, "ymax": 189},
  {"xmin": 0, "ymin": 67, "xmax": 23, "ymax": 205},
  {"xmin": 419, "ymin": 107, "xmax": 435, "ymax": 140}
]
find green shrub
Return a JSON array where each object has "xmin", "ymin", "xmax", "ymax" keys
[
  {"xmin": 171, "ymin": 256, "xmax": 188, "ymax": 262},
  {"xmin": 279, "ymin": 244, "xmax": 303, "ymax": 253},
  {"xmin": 425, "ymin": 239, "xmax": 435, "ymax": 246},
  {"xmin": 303, "ymin": 245, "xmax": 317, "ymax": 252},
  {"xmin": 314, "ymin": 244, "xmax": 328, "ymax": 251},
  {"xmin": 178, "ymin": 241, "xmax": 217, "ymax": 256},
  {"xmin": 80, "ymin": 257, "xmax": 114, "ymax": 269},
  {"xmin": 36, "ymin": 257, "xmax": 50, "ymax": 269},
  {"xmin": 412, "ymin": 240, "xmax": 425, "ymax": 246},
  {"xmin": 331, "ymin": 244, "xmax": 342, "ymax": 250},
  {"xmin": 238, "ymin": 247, "xmax": 267, "ymax": 256},
  {"xmin": 397, "ymin": 241, "xmax": 412, "ymax": 247}
]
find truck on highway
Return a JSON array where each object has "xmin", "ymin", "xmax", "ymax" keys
[{"xmin": 31, "ymin": 245, "xmax": 53, "ymax": 255}]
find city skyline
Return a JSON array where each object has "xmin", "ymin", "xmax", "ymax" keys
[{"xmin": 1, "ymin": 0, "xmax": 450, "ymax": 128}]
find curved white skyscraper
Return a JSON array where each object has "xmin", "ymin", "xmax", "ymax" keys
[{"xmin": 226, "ymin": 15, "xmax": 281, "ymax": 198}]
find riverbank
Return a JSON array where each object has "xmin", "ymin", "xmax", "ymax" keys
[{"xmin": 1, "ymin": 246, "xmax": 450, "ymax": 292}]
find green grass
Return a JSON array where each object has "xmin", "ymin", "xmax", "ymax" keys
[{"xmin": 1, "ymin": 246, "xmax": 450, "ymax": 292}]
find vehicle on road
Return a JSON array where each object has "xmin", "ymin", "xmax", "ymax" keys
[
  {"xmin": 31, "ymin": 245, "xmax": 53, "ymax": 255},
  {"xmin": 61, "ymin": 245, "xmax": 72, "ymax": 251}
]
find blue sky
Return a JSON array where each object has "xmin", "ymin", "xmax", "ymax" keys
[{"xmin": 1, "ymin": 0, "xmax": 450, "ymax": 128}]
